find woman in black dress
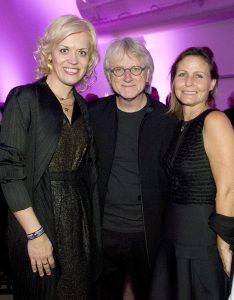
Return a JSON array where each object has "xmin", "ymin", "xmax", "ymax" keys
[
  {"xmin": 0, "ymin": 15, "xmax": 100, "ymax": 299},
  {"xmin": 150, "ymin": 47, "xmax": 234, "ymax": 300}
]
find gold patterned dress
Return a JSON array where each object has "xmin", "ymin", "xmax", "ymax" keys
[{"xmin": 49, "ymin": 107, "xmax": 92, "ymax": 299}]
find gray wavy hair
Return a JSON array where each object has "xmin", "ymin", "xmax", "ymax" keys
[{"xmin": 104, "ymin": 37, "xmax": 154, "ymax": 87}]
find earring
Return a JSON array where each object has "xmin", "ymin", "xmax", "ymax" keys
[{"xmin": 47, "ymin": 58, "xmax": 52, "ymax": 72}]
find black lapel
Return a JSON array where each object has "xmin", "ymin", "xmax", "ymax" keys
[
  {"xmin": 95, "ymin": 96, "xmax": 118, "ymax": 188},
  {"xmin": 33, "ymin": 80, "xmax": 63, "ymax": 188},
  {"xmin": 73, "ymin": 89, "xmax": 92, "ymax": 139}
]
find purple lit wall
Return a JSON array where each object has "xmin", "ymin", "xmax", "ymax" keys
[
  {"xmin": 143, "ymin": 19, "xmax": 234, "ymax": 108},
  {"xmin": 0, "ymin": 0, "xmax": 79, "ymax": 103},
  {"xmin": 1, "ymin": 1, "xmax": 234, "ymax": 110},
  {"xmin": 89, "ymin": 17, "xmax": 234, "ymax": 109}
]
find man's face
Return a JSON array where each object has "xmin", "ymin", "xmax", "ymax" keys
[{"xmin": 107, "ymin": 54, "xmax": 150, "ymax": 101}]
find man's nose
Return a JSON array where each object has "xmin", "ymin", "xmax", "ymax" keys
[{"xmin": 123, "ymin": 69, "xmax": 133, "ymax": 81}]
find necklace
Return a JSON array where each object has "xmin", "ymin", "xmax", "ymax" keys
[
  {"xmin": 54, "ymin": 89, "xmax": 73, "ymax": 101},
  {"xmin": 54, "ymin": 90, "xmax": 74, "ymax": 113},
  {"xmin": 60, "ymin": 102, "xmax": 74, "ymax": 112}
]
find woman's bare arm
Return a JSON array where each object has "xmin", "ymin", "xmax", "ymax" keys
[{"xmin": 204, "ymin": 111, "xmax": 234, "ymax": 276}]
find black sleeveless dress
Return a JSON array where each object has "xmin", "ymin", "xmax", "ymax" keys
[{"xmin": 150, "ymin": 110, "xmax": 228, "ymax": 300}]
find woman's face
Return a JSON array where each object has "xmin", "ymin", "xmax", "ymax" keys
[
  {"xmin": 48, "ymin": 32, "xmax": 91, "ymax": 87},
  {"xmin": 173, "ymin": 55, "xmax": 216, "ymax": 108}
]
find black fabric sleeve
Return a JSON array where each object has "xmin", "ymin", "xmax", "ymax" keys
[
  {"xmin": 209, "ymin": 212, "xmax": 234, "ymax": 250},
  {"xmin": 0, "ymin": 144, "xmax": 26, "ymax": 182},
  {"xmin": 0, "ymin": 87, "xmax": 32, "ymax": 212}
]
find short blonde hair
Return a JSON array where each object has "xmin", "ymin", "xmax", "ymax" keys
[{"xmin": 34, "ymin": 15, "xmax": 99, "ymax": 91}]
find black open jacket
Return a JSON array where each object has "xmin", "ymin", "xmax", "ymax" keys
[
  {"xmin": 0, "ymin": 78, "xmax": 101, "ymax": 278},
  {"xmin": 88, "ymin": 94, "xmax": 177, "ymax": 269}
]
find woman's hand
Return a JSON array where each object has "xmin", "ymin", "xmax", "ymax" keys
[
  {"xmin": 27, "ymin": 233, "xmax": 55, "ymax": 277},
  {"xmin": 217, "ymin": 235, "xmax": 233, "ymax": 277}
]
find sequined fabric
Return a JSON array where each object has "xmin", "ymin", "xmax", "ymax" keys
[{"xmin": 49, "ymin": 113, "xmax": 92, "ymax": 299}]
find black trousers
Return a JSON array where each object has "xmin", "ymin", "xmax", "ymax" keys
[{"xmin": 95, "ymin": 229, "xmax": 151, "ymax": 300}]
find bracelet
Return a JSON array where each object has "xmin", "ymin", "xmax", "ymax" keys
[{"xmin": 27, "ymin": 227, "xmax": 45, "ymax": 240}]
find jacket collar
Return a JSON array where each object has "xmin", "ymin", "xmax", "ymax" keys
[
  {"xmin": 33, "ymin": 78, "xmax": 91, "ymax": 188},
  {"xmin": 33, "ymin": 79, "xmax": 63, "ymax": 188},
  {"xmin": 111, "ymin": 92, "xmax": 156, "ymax": 115}
]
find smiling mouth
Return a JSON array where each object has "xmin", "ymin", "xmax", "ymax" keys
[
  {"xmin": 183, "ymin": 91, "xmax": 197, "ymax": 95},
  {"xmin": 64, "ymin": 67, "xmax": 79, "ymax": 75}
]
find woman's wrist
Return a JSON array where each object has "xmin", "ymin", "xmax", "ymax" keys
[{"xmin": 26, "ymin": 227, "xmax": 45, "ymax": 240}]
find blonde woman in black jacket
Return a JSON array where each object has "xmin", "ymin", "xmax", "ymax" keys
[{"xmin": 0, "ymin": 15, "xmax": 100, "ymax": 300}]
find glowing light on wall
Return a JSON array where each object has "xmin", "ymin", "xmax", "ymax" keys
[
  {"xmin": 144, "ymin": 31, "xmax": 183, "ymax": 103},
  {"xmin": 0, "ymin": 1, "xmax": 233, "ymax": 110},
  {"xmin": 0, "ymin": 57, "xmax": 26, "ymax": 103},
  {"xmin": 0, "ymin": 0, "xmax": 80, "ymax": 102}
]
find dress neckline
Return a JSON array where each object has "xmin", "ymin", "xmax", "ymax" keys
[
  {"xmin": 180, "ymin": 108, "xmax": 216, "ymax": 132},
  {"xmin": 183, "ymin": 108, "xmax": 216, "ymax": 123}
]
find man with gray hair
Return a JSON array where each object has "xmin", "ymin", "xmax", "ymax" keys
[{"xmin": 88, "ymin": 37, "xmax": 176, "ymax": 299}]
